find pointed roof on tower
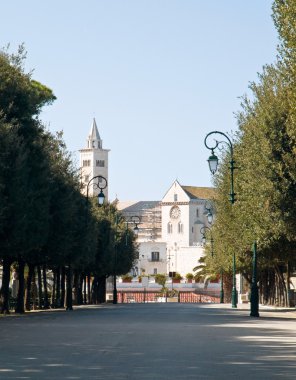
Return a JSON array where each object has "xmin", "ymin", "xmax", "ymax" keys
[{"xmin": 88, "ymin": 118, "xmax": 101, "ymax": 140}]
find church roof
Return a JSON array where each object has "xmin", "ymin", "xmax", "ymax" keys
[
  {"xmin": 181, "ymin": 186, "xmax": 216, "ymax": 200},
  {"xmin": 88, "ymin": 118, "xmax": 101, "ymax": 141},
  {"xmin": 117, "ymin": 201, "xmax": 160, "ymax": 213}
]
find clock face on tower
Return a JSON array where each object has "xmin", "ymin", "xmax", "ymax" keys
[{"xmin": 170, "ymin": 206, "xmax": 181, "ymax": 219}]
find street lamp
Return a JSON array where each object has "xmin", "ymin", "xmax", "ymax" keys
[
  {"xmin": 204, "ymin": 130, "xmax": 237, "ymax": 308},
  {"xmin": 200, "ymin": 226, "xmax": 214, "ymax": 258},
  {"xmin": 86, "ymin": 175, "xmax": 108, "ymax": 205},
  {"xmin": 204, "ymin": 131, "xmax": 236, "ymax": 204},
  {"xmin": 204, "ymin": 201, "xmax": 214, "ymax": 225},
  {"xmin": 125, "ymin": 215, "xmax": 141, "ymax": 246},
  {"xmin": 129, "ymin": 215, "xmax": 141, "ymax": 235},
  {"xmin": 250, "ymin": 241, "xmax": 259, "ymax": 317}
]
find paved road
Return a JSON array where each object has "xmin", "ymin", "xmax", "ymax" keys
[{"xmin": 0, "ymin": 303, "xmax": 296, "ymax": 379}]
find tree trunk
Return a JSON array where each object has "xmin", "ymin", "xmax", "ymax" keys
[
  {"xmin": 15, "ymin": 258, "xmax": 25, "ymax": 314},
  {"xmin": 73, "ymin": 271, "xmax": 78, "ymax": 305},
  {"xmin": 87, "ymin": 274, "xmax": 91, "ymax": 304},
  {"xmin": 25, "ymin": 264, "xmax": 35, "ymax": 311},
  {"xmin": 97, "ymin": 276, "xmax": 106, "ymax": 303},
  {"xmin": 78, "ymin": 274, "xmax": 83, "ymax": 305},
  {"xmin": 42, "ymin": 265, "xmax": 50, "ymax": 309},
  {"xmin": 0, "ymin": 257, "xmax": 11, "ymax": 314},
  {"xmin": 51, "ymin": 269, "xmax": 57, "ymax": 307},
  {"xmin": 37, "ymin": 265, "xmax": 43, "ymax": 309},
  {"xmin": 56, "ymin": 267, "xmax": 61, "ymax": 308},
  {"xmin": 83, "ymin": 274, "xmax": 87, "ymax": 304},
  {"xmin": 91, "ymin": 276, "xmax": 98, "ymax": 304},
  {"xmin": 66, "ymin": 266, "xmax": 73, "ymax": 311},
  {"xmin": 60, "ymin": 267, "xmax": 66, "ymax": 308}
]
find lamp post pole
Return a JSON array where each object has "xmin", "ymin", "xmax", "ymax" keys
[
  {"xmin": 204, "ymin": 131, "xmax": 237, "ymax": 308},
  {"xmin": 200, "ymin": 226, "xmax": 214, "ymax": 258},
  {"xmin": 250, "ymin": 241, "xmax": 259, "ymax": 317},
  {"xmin": 85, "ymin": 175, "xmax": 107, "ymax": 305},
  {"xmin": 126, "ymin": 215, "xmax": 141, "ymax": 277},
  {"xmin": 113, "ymin": 213, "xmax": 118, "ymax": 305}
]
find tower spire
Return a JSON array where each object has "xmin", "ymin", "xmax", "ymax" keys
[{"xmin": 87, "ymin": 118, "xmax": 102, "ymax": 149}]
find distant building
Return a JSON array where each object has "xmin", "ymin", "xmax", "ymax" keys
[
  {"xmin": 79, "ymin": 122, "xmax": 215, "ymax": 278},
  {"xmin": 117, "ymin": 201, "xmax": 166, "ymax": 276},
  {"xmin": 118, "ymin": 180, "xmax": 215, "ymax": 278},
  {"xmin": 79, "ymin": 118, "xmax": 110, "ymax": 199}
]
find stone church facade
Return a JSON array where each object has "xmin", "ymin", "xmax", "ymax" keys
[{"xmin": 118, "ymin": 181, "xmax": 215, "ymax": 278}]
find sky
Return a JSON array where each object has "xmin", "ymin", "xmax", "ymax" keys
[{"xmin": 0, "ymin": 1, "xmax": 278, "ymax": 201}]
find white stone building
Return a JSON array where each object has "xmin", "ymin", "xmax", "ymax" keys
[
  {"xmin": 118, "ymin": 180, "xmax": 215, "ymax": 278},
  {"xmin": 79, "ymin": 119, "xmax": 110, "ymax": 199}
]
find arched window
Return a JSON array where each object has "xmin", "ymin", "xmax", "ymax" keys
[
  {"xmin": 178, "ymin": 222, "xmax": 183, "ymax": 234},
  {"xmin": 167, "ymin": 223, "xmax": 173, "ymax": 234}
]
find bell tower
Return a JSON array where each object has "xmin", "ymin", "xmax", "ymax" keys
[{"xmin": 79, "ymin": 118, "xmax": 110, "ymax": 199}]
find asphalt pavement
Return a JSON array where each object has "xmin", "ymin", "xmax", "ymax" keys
[{"xmin": 0, "ymin": 303, "xmax": 296, "ymax": 379}]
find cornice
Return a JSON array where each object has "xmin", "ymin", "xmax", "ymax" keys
[{"xmin": 161, "ymin": 202, "xmax": 189, "ymax": 206}]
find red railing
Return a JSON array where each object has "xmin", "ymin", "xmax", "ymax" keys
[{"xmin": 117, "ymin": 290, "xmax": 220, "ymax": 303}]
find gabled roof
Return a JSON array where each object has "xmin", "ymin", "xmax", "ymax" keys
[
  {"xmin": 88, "ymin": 118, "xmax": 101, "ymax": 141},
  {"xmin": 181, "ymin": 186, "xmax": 216, "ymax": 200}
]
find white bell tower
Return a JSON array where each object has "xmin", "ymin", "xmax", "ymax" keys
[{"xmin": 79, "ymin": 118, "xmax": 110, "ymax": 199}]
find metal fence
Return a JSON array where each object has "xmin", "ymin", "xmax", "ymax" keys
[{"xmin": 117, "ymin": 290, "xmax": 220, "ymax": 304}]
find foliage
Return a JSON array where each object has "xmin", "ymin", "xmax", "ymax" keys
[
  {"xmin": 121, "ymin": 274, "xmax": 133, "ymax": 281},
  {"xmin": 0, "ymin": 46, "xmax": 137, "ymax": 312},
  {"xmin": 154, "ymin": 273, "xmax": 166, "ymax": 287},
  {"xmin": 172, "ymin": 272, "xmax": 183, "ymax": 280},
  {"xmin": 201, "ymin": 1, "xmax": 296, "ymax": 305}
]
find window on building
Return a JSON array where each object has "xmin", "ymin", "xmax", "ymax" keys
[
  {"xmin": 84, "ymin": 175, "xmax": 89, "ymax": 183},
  {"xmin": 153, "ymin": 268, "xmax": 158, "ymax": 275},
  {"xmin": 96, "ymin": 160, "xmax": 105, "ymax": 167},
  {"xmin": 178, "ymin": 222, "xmax": 183, "ymax": 234},
  {"xmin": 174, "ymin": 194, "xmax": 178, "ymax": 202},
  {"xmin": 196, "ymin": 209, "xmax": 199, "ymax": 217},
  {"xmin": 192, "ymin": 227, "xmax": 194, "ymax": 233},
  {"xmin": 83, "ymin": 160, "xmax": 91, "ymax": 167},
  {"xmin": 167, "ymin": 223, "xmax": 173, "ymax": 234},
  {"xmin": 151, "ymin": 252, "xmax": 160, "ymax": 262}
]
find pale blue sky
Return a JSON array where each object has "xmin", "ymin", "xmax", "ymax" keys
[{"xmin": 1, "ymin": 1, "xmax": 278, "ymax": 201}]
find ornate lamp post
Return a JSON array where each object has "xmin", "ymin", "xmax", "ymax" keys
[
  {"xmin": 86, "ymin": 175, "xmax": 108, "ymax": 205},
  {"xmin": 204, "ymin": 131, "xmax": 237, "ymax": 308},
  {"xmin": 250, "ymin": 241, "xmax": 259, "ymax": 317},
  {"xmin": 83, "ymin": 175, "xmax": 107, "ymax": 306},
  {"xmin": 125, "ymin": 215, "xmax": 141, "ymax": 245},
  {"xmin": 126, "ymin": 215, "xmax": 141, "ymax": 277},
  {"xmin": 204, "ymin": 200, "xmax": 214, "ymax": 225},
  {"xmin": 129, "ymin": 215, "xmax": 141, "ymax": 235},
  {"xmin": 200, "ymin": 226, "xmax": 214, "ymax": 258}
]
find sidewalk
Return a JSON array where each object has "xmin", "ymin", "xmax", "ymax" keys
[{"xmin": 204, "ymin": 301, "xmax": 296, "ymax": 318}]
